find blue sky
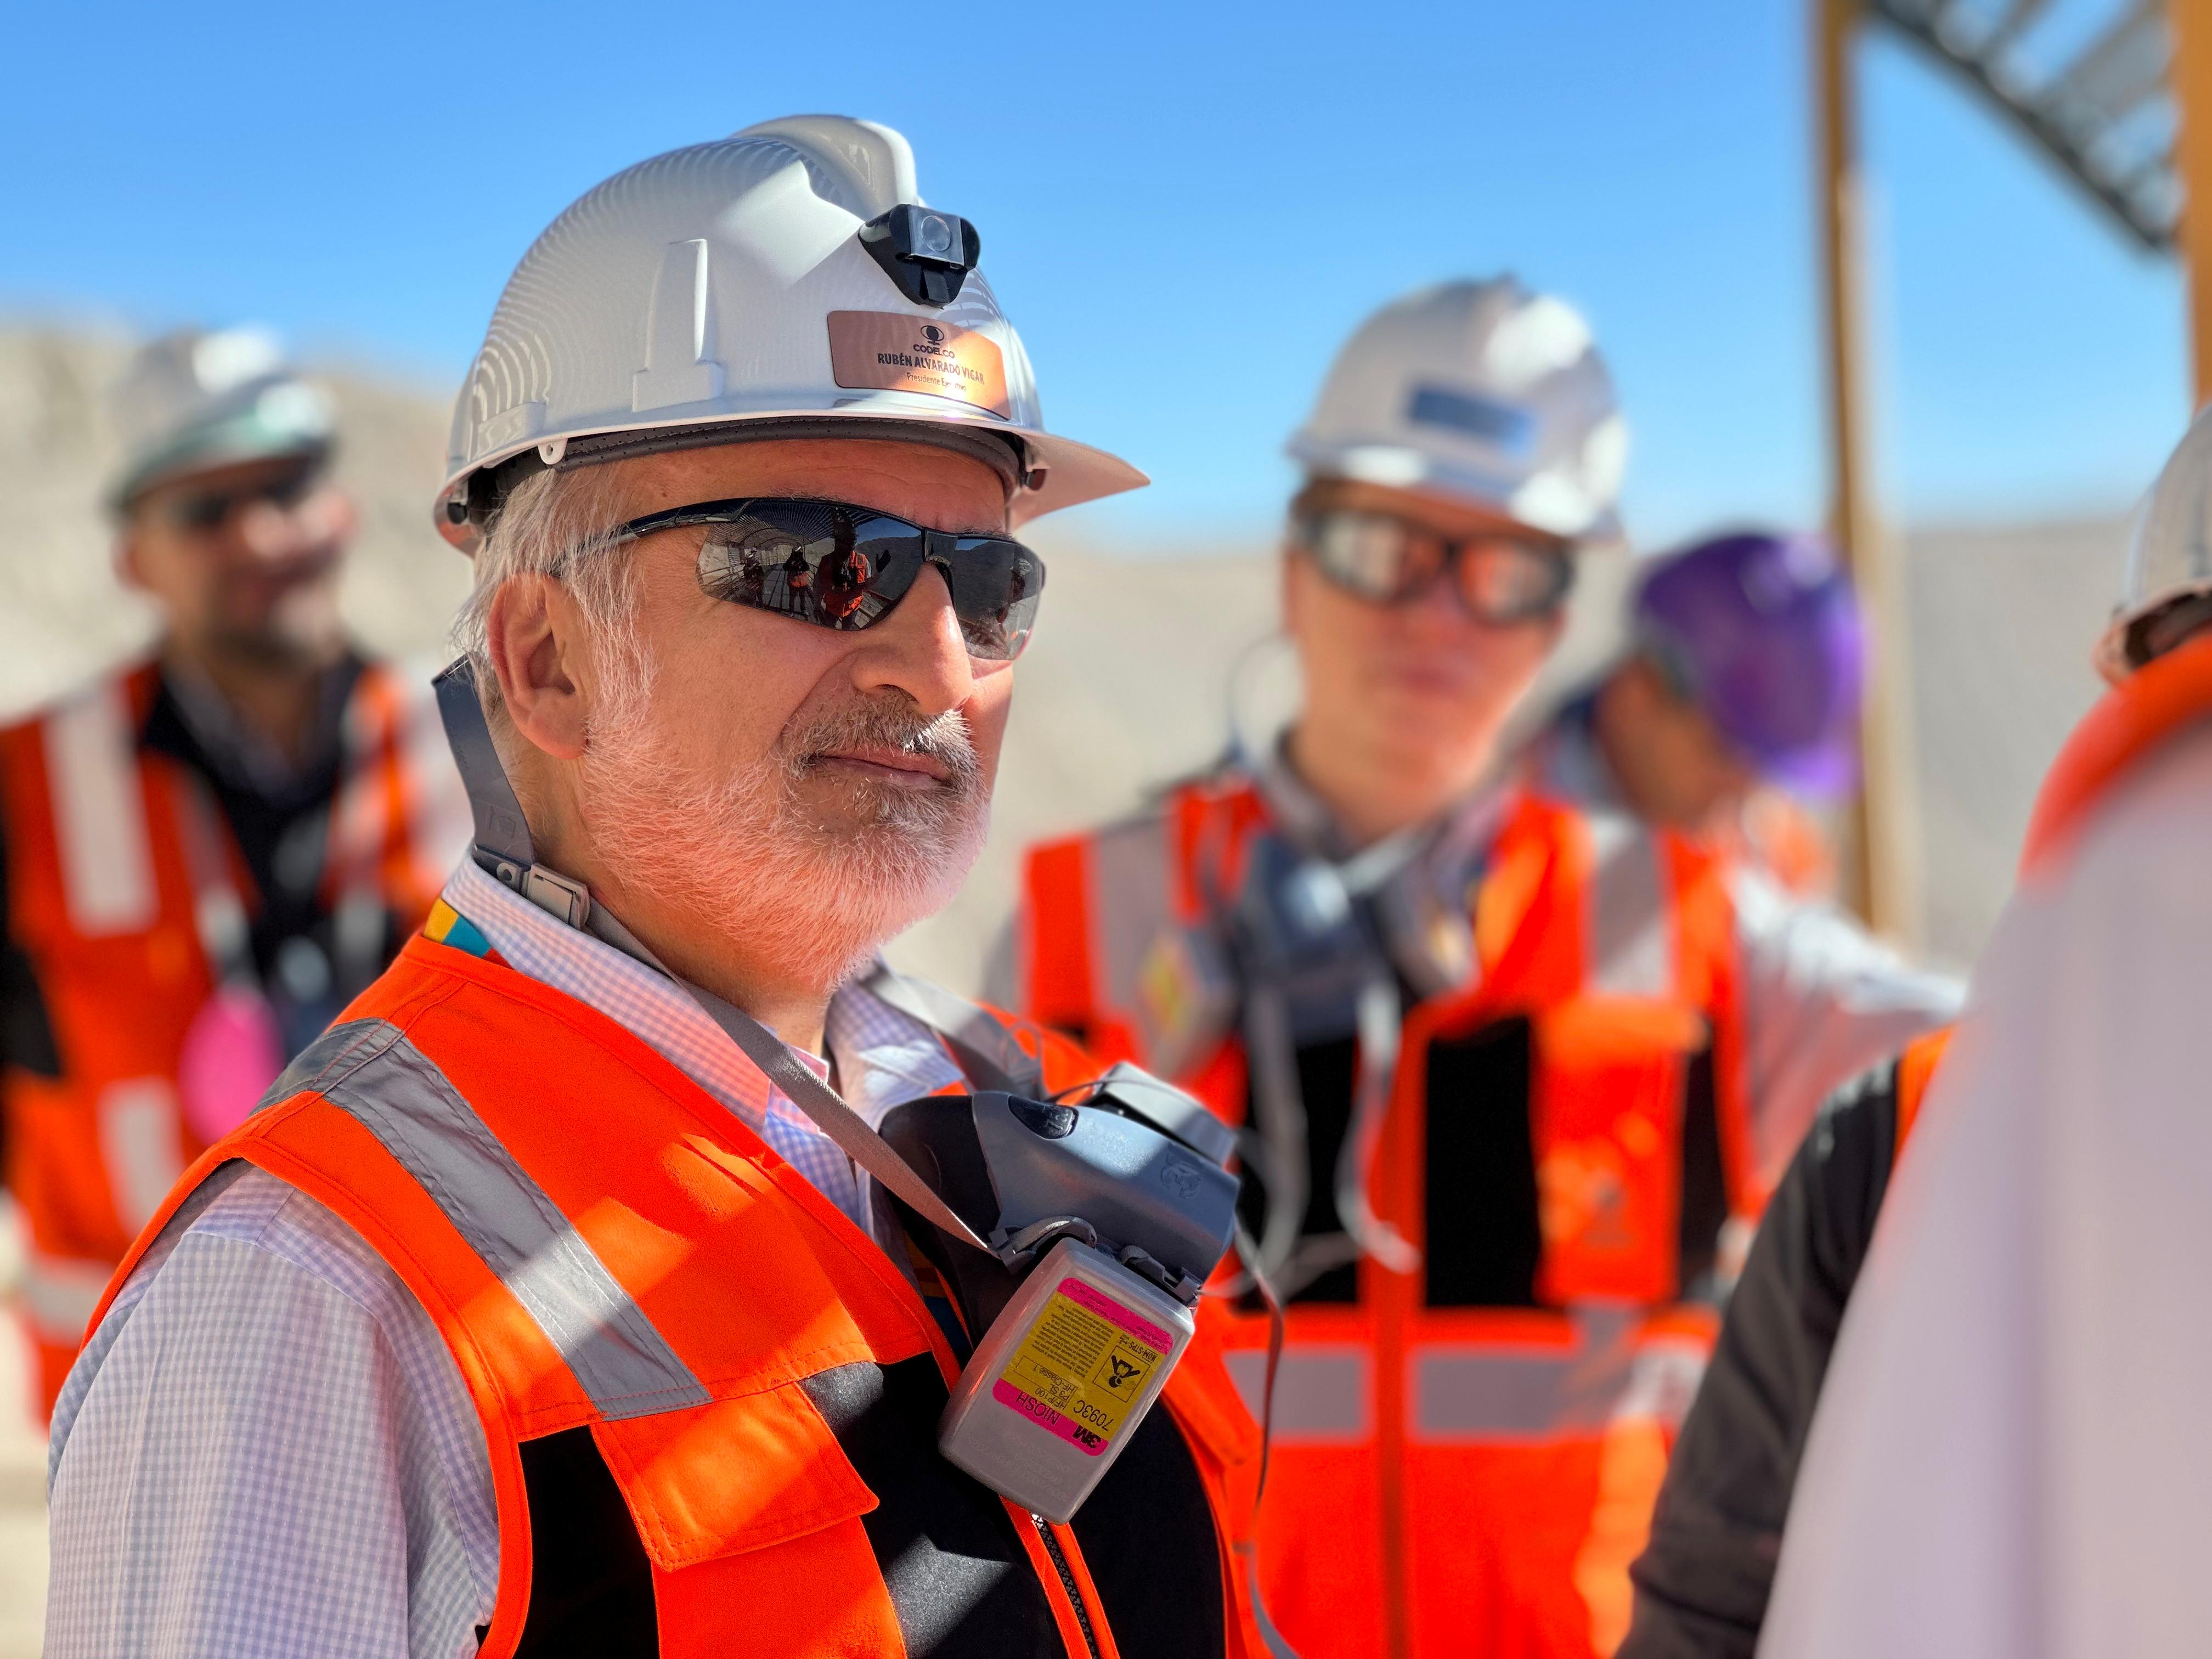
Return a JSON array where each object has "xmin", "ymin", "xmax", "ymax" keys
[{"xmin": 0, "ymin": 1, "xmax": 2188, "ymax": 550}]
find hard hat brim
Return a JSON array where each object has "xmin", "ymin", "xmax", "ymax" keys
[
  {"xmin": 1283, "ymin": 442, "xmax": 1628, "ymax": 546},
  {"xmin": 436, "ymin": 404, "xmax": 1146, "ymax": 552},
  {"xmin": 1286, "ymin": 436, "xmax": 1620, "ymax": 545},
  {"xmin": 110, "ymin": 403, "xmax": 335, "ymax": 515}
]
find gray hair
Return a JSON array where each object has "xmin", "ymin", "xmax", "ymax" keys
[{"xmin": 453, "ymin": 466, "xmax": 636, "ymax": 714}]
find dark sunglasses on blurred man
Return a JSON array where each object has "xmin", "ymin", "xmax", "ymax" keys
[{"xmin": 157, "ymin": 458, "xmax": 328, "ymax": 534}]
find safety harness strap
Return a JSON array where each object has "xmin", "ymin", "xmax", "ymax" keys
[
  {"xmin": 861, "ymin": 963, "xmax": 1045, "ymax": 1097},
  {"xmin": 578, "ymin": 906, "xmax": 1002, "ymax": 1260}
]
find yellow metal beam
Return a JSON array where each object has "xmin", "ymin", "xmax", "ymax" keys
[
  {"xmin": 1816, "ymin": 0, "xmax": 1923, "ymax": 940},
  {"xmin": 2173, "ymin": 0, "xmax": 2212, "ymax": 405}
]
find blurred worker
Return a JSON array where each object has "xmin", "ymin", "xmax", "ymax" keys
[
  {"xmin": 993, "ymin": 280, "xmax": 1960, "ymax": 1658},
  {"xmin": 1529, "ymin": 530, "xmax": 1860, "ymax": 899},
  {"xmin": 0, "ymin": 329, "xmax": 462, "ymax": 1417},
  {"xmin": 1617, "ymin": 1027, "xmax": 1948, "ymax": 1658},
  {"xmin": 1753, "ymin": 408, "xmax": 2212, "ymax": 1657},
  {"xmin": 45, "ymin": 117, "xmax": 1271, "ymax": 1657}
]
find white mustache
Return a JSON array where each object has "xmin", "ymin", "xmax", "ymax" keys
[{"xmin": 783, "ymin": 699, "xmax": 980, "ymax": 791}]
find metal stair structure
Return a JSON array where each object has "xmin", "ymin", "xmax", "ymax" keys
[{"xmin": 1865, "ymin": 0, "xmax": 2182, "ymax": 252}]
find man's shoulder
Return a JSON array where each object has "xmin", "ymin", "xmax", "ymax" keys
[
  {"xmin": 149, "ymin": 1163, "xmax": 411, "ymax": 1308},
  {"xmin": 2058, "ymin": 714, "xmax": 2212, "ymax": 893},
  {"xmin": 54, "ymin": 1164, "xmax": 435, "ymax": 1464},
  {"xmin": 92, "ymin": 1162, "xmax": 419, "ymax": 1343}
]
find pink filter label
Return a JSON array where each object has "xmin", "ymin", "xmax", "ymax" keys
[{"xmin": 1056, "ymin": 1277, "xmax": 1173, "ymax": 1351}]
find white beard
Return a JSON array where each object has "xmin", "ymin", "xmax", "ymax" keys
[{"xmin": 575, "ymin": 652, "xmax": 990, "ymax": 995}]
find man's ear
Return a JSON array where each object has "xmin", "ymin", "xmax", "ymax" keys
[
  {"xmin": 114, "ymin": 526, "xmax": 146, "ymax": 593},
  {"xmin": 1280, "ymin": 546, "xmax": 1305, "ymax": 635},
  {"xmin": 487, "ymin": 574, "xmax": 591, "ymax": 761}
]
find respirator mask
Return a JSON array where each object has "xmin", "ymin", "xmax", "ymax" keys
[{"xmin": 876, "ymin": 1062, "xmax": 1239, "ymax": 1521}]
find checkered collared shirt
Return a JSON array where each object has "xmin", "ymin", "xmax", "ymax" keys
[{"xmin": 46, "ymin": 861, "xmax": 965, "ymax": 1659}]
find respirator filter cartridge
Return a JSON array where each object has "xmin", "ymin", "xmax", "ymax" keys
[{"xmin": 938, "ymin": 1237, "xmax": 1197, "ymax": 1523}]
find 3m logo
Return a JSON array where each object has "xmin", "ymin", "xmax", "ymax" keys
[{"xmin": 1159, "ymin": 1160, "xmax": 1202, "ymax": 1199}]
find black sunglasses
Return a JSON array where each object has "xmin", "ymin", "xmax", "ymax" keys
[
  {"xmin": 614, "ymin": 496, "xmax": 1046, "ymax": 662},
  {"xmin": 160, "ymin": 459, "xmax": 326, "ymax": 534},
  {"xmin": 1294, "ymin": 507, "xmax": 1573, "ymax": 625}
]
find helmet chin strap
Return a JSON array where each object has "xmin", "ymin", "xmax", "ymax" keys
[{"xmin": 432, "ymin": 658, "xmax": 592, "ymax": 928}]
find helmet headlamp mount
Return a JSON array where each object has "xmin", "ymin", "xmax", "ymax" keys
[{"xmin": 859, "ymin": 204, "xmax": 982, "ymax": 307}]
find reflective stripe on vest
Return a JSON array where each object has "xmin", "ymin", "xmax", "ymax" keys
[
  {"xmin": 97, "ymin": 1077, "xmax": 186, "ymax": 1233},
  {"xmin": 20, "ymin": 1250, "xmax": 112, "ymax": 1344},
  {"xmin": 1585, "ymin": 815, "xmax": 1674, "ymax": 998},
  {"xmin": 269, "ymin": 1019, "xmax": 710, "ymax": 1418},
  {"xmin": 1224, "ymin": 1345, "xmax": 1372, "ymax": 1442},
  {"xmin": 41, "ymin": 679, "xmax": 158, "ymax": 936}
]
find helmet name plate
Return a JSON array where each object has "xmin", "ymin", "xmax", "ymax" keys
[{"xmin": 827, "ymin": 311, "xmax": 1011, "ymax": 419}]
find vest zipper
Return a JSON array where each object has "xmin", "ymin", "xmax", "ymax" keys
[{"xmin": 1032, "ymin": 1515, "xmax": 1104, "ymax": 1659}]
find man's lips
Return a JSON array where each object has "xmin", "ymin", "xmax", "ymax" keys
[{"xmin": 811, "ymin": 746, "xmax": 953, "ymax": 786}]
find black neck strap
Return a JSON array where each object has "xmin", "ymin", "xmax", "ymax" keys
[{"xmin": 432, "ymin": 658, "xmax": 596, "ymax": 926}]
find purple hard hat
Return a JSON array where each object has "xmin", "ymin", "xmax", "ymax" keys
[{"xmin": 1632, "ymin": 530, "xmax": 1865, "ymax": 796}]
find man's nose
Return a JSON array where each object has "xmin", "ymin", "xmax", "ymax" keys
[
  {"xmin": 231, "ymin": 491, "xmax": 342, "ymax": 571},
  {"xmin": 847, "ymin": 562, "xmax": 978, "ymax": 716},
  {"xmin": 232, "ymin": 497, "xmax": 314, "ymax": 563},
  {"xmin": 1398, "ymin": 561, "xmax": 1482, "ymax": 635}
]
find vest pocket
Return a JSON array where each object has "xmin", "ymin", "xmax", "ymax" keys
[
  {"xmin": 1528, "ymin": 996, "xmax": 1707, "ymax": 1307},
  {"xmin": 593, "ymin": 1359, "xmax": 1081, "ymax": 1657},
  {"xmin": 590, "ymin": 1381, "xmax": 877, "ymax": 1568}
]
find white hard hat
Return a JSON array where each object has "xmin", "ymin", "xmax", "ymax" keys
[
  {"xmin": 2097, "ymin": 404, "xmax": 2212, "ymax": 682},
  {"xmin": 107, "ymin": 326, "xmax": 334, "ymax": 511},
  {"xmin": 1286, "ymin": 277, "xmax": 1627, "ymax": 543},
  {"xmin": 436, "ymin": 114, "xmax": 1144, "ymax": 551}
]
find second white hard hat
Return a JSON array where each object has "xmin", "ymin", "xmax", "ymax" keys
[
  {"xmin": 2098, "ymin": 404, "xmax": 2212, "ymax": 682},
  {"xmin": 107, "ymin": 327, "xmax": 334, "ymax": 512},
  {"xmin": 1287, "ymin": 277, "xmax": 1627, "ymax": 543},
  {"xmin": 436, "ymin": 114, "xmax": 1145, "ymax": 551}
]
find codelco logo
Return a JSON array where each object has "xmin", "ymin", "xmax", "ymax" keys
[{"xmin": 825, "ymin": 311, "xmax": 1013, "ymax": 419}]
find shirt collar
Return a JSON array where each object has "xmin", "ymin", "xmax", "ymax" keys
[
  {"xmin": 441, "ymin": 856, "xmax": 962, "ymax": 1134},
  {"xmin": 1250, "ymin": 731, "xmax": 1514, "ymax": 879}
]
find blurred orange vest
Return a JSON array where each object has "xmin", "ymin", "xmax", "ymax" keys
[
  {"xmin": 1, "ymin": 660, "xmax": 447, "ymax": 1411},
  {"xmin": 1010, "ymin": 776, "xmax": 1758, "ymax": 1659},
  {"xmin": 94, "ymin": 930, "xmax": 1273, "ymax": 1658}
]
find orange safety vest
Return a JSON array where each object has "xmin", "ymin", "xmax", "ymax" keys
[
  {"xmin": 1009, "ymin": 772, "xmax": 1756, "ymax": 1659},
  {"xmin": 92, "ymin": 928, "xmax": 1273, "ymax": 1658},
  {"xmin": 1, "ymin": 658, "xmax": 453, "ymax": 1411}
]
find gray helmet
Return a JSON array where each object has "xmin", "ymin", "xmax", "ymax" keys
[{"xmin": 106, "ymin": 326, "xmax": 334, "ymax": 512}]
